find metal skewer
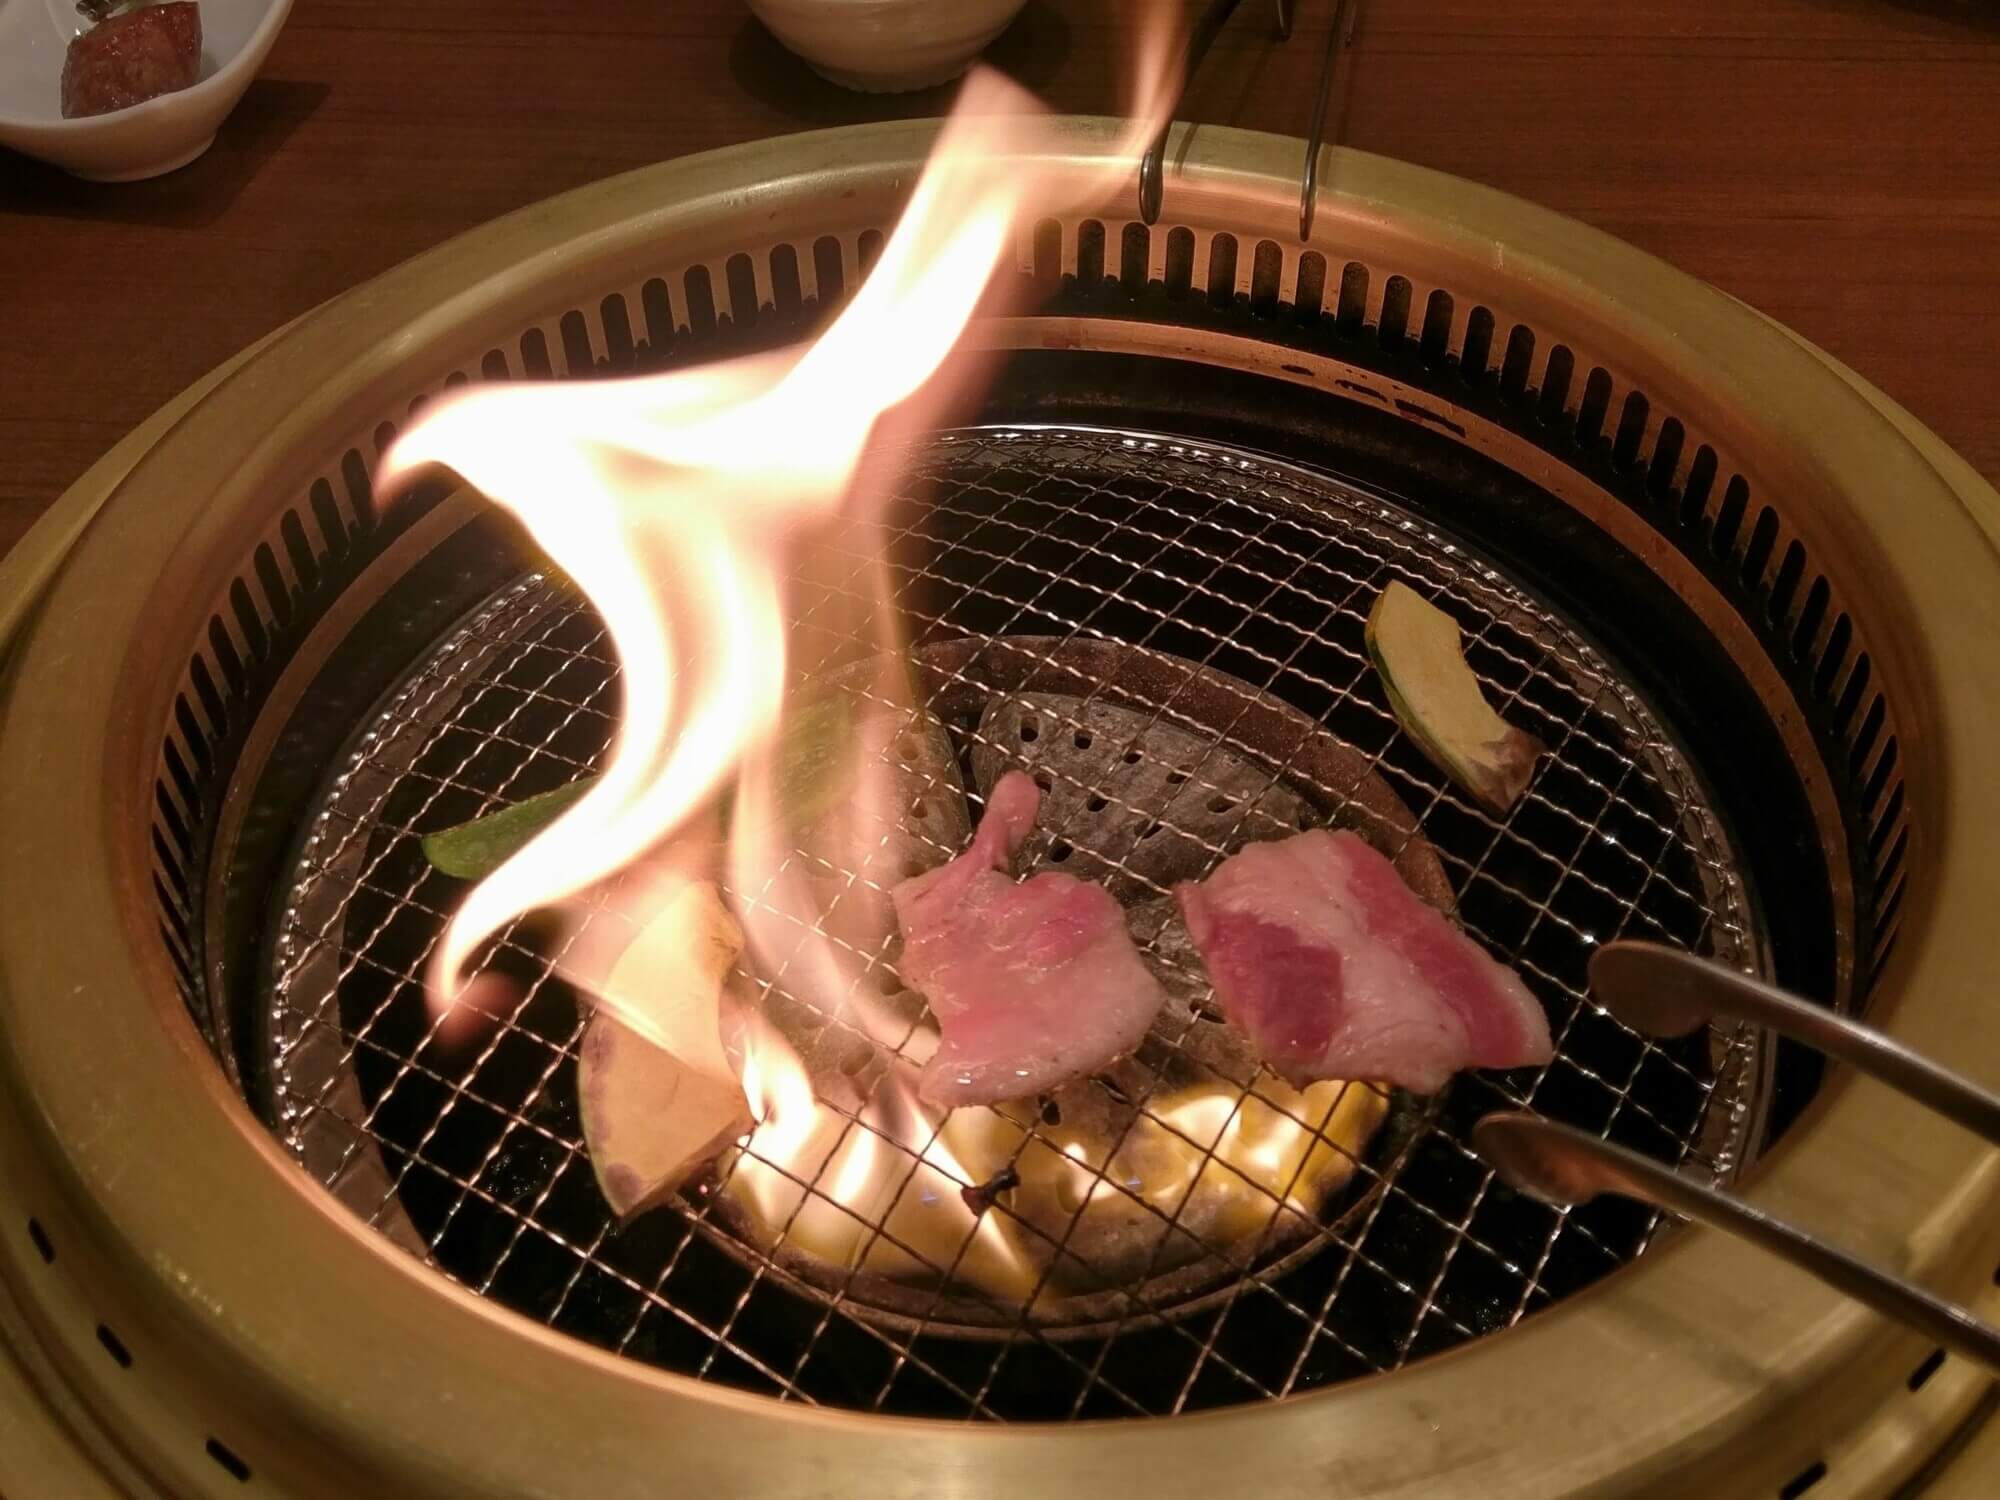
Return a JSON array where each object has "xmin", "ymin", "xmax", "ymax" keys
[{"xmin": 1472, "ymin": 943, "xmax": 2000, "ymax": 1371}]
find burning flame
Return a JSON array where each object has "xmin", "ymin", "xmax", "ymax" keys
[
  {"xmin": 384, "ymin": 49, "xmax": 1168, "ymax": 1005},
  {"xmin": 379, "ymin": 10, "xmax": 1387, "ymax": 1305},
  {"xmin": 379, "ymin": 88, "xmax": 1031, "ymax": 1007}
]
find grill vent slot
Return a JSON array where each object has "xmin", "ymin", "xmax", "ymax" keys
[
  {"xmin": 205, "ymin": 1437, "xmax": 251, "ymax": 1483},
  {"xmin": 1780, "ymin": 1460, "xmax": 1828, "ymax": 1499},
  {"xmin": 601, "ymin": 291, "xmax": 637, "ymax": 362},
  {"xmin": 1251, "ymin": 240, "xmax": 1283, "ymax": 315},
  {"xmin": 683, "ymin": 264, "xmax": 717, "ymax": 337},
  {"xmin": 1421, "ymin": 290, "xmax": 1454, "ymax": 365},
  {"xmin": 1539, "ymin": 342, "xmax": 1574, "ymax": 419},
  {"xmin": 1613, "ymin": 391, "xmax": 1650, "ymax": 469},
  {"xmin": 1712, "ymin": 476, "xmax": 1750, "ymax": 556},
  {"xmin": 641, "ymin": 277, "xmax": 675, "ymax": 353},
  {"xmin": 1076, "ymin": 219, "xmax": 1106, "ymax": 286},
  {"xmin": 1648, "ymin": 417, "xmax": 1685, "ymax": 501},
  {"xmin": 1121, "ymin": 222, "xmax": 1150, "ymax": 286},
  {"xmin": 1378, "ymin": 275, "xmax": 1412, "ymax": 347},
  {"xmin": 1336, "ymin": 260, "xmax": 1368, "ymax": 333},
  {"xmin": 1769, "ymin": 540, "xmax": 1805, "ymax": 621},
  {"xmin": 559, "ymin": 309, "xmax": 594, "ymax": 372},
  {"xmin": 1165, "ymin": 226, "xmax": 1196, "ymax": 297},
  {"xmin": 1681, "ymin": 444, "xmax": 1718, "ymax": 525},
  {"xmin": 811, "ymin": 237, "xmax": 845, "ymax": 306},
  {"xmin": 1205, "ymin": 231, "xmax": 1239, "ymax": 306},
  {"xmin": 1460, "ymin": 305, "xmax": 1496, "ymax": 385},
  {"xmin": 1032, "ymin": 217, "xmax": 1062, "ymax": 284},
  {"xmin": 1295, "ymin": 250, "xmax": 1327, "ymax": 318},
  {"xmin": 1815, "ymin": 615, "xmax": 1854, "ymax": 700},
  {"xmin": 725, "ymin": 252, "xmax": 760, "ymax": 328},
  {"xmin": 773, "ymin": 244, "xmax": 804, "ymax": 317},
  {"xmin": 1500, "ymin": 324, "xmax": 1535, "ymax": 400},
  {"xmin": 1576, "ymin": 367, "xmax": 1613, "ymax": 446}
]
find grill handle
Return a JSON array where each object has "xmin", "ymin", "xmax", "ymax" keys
[
  {"xmin": 1590, "ymin": 941, "xmax": 2000, "ymax": 1147},
  {"xmin": 1471, "ymin": 1112, "xmax": 2000, "ymax": 1373},
  {"xmin": 1136, "ymin": 0, "xmax": 1362, "ymax": 239},
  {"xmin": 1297, "ymin": 1, "xmax": 1358, "ymax": 241},
  {"xmin": 1137, "ymin": 0, "xmax": 1251, "ymax": 227}
]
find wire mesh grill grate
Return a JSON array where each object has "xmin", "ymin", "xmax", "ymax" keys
[{"xmin": 263, "ymin": 427, "xmax": 1761, "ymax": 1419}]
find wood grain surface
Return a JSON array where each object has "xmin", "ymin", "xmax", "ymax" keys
[{"xmin": 3, "ymin": 0, "xmax": 1997, "ymax": 559}]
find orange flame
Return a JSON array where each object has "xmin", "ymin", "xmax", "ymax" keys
[
  {"xmin": 379, "ymin": 7, "xmax": 1323, "ymax": 1300},
  {"xmin": 382, "ymin": 66, "xmax": 1089, "ymax": 1013}
]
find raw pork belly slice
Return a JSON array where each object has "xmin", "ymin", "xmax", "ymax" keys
[
  {"xmin": 894, "ymin": 770, "xmax": 1170, "ymax": 1107},
  {"xmin": 1174, "ymin": 830, "xmax": 1552, "ymax": 1094}
]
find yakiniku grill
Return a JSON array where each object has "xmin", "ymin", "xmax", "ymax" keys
[{"xmin": 2, "ymin": 119, "xmax": 1997, "ymax": 1497}]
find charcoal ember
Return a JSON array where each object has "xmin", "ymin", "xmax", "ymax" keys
[{"xmin": 62, "ymin": 3, "xmax": 203, "ymax": 120}]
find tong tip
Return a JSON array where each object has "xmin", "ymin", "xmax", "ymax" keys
[
  {"xmin": 1470, "ymin": 1113, "xmax": 1609, "ymax": 1209},
  {"xmin": 1588, "ymin": 940, "xmax": 1717, "ymax": 1039}
]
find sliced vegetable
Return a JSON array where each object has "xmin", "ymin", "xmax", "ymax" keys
[
  {"xmin": 1366, "ymin": 580, "xmax": 1543, "ymax": 815},
  {"xmin": 576, "ymin": 879, "xmax": 751, "ymax": 1220},
  {"xmin": 420, "ymin": 694, "xmax": 855, "ymax": 881},
  {"xmin": 420, "ymin": 779, "xmax": 594, "ymax": 880}
]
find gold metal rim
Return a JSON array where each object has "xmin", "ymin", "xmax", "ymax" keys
[{"xmin": 2, "ymin": 120, "xmax": 1998, "ymax": 1498}]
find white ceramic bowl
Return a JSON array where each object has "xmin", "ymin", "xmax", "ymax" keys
[
  {"xmin": 746, "ymin": 0, "xmax": 1029, "ymax": 93},
  {"xmin": 0, "ymin": 0, "xmax": 293, "ymax": 181}
]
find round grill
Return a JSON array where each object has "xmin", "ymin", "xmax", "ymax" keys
[
  {"xmin": 11, "ymin": 121, "xmax": 1998, "ymax": 1496},
  {"xmin": 260, "ymin": 426, "xmax": 1762, "ymax": 1419}
]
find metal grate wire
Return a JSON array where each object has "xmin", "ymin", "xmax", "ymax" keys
[{"xmin": 262, "ymin": 427, "xmax": 1761, "ymax": 1420}]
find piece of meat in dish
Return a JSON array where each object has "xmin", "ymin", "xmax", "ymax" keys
[
  {"xmin": 1175, "ymin": 829, "xmax": 1552, "ymax": 1094},
  {"xmin": 62, "ymin": 4, "xmax": 203, "ymax": 120},
  {"xmin": 894, "ymin": 769, "xmax": 1170, "ymax": 1107}
]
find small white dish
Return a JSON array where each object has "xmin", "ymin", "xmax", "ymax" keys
[
  {"xmin": 746, "ymin": 0, "xmax": 1030, "ymax": 94},
  {"xmin": 0, "ymin": 0, "xmax": 293, "ymax": 181}
]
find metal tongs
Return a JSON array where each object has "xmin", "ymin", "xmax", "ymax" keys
[
  {"xmin": 1473, "ymin": 941, "xmax": 2000, "ymax": 1370},
  {"xmin": 1137, "ymin": 0, "xmax": 1363, "ymax": 241}
]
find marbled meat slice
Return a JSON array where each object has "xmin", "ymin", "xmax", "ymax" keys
[
  {"xmin": 894, "ymin": 770, "xmax": 1170, "ymax": 1107},
  {"xmin": 1175, "ymin": 830, "xmax": 1552, "ymax": 1094}
]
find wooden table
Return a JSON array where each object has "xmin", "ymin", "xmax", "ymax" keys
[{"xmin": 4, "ymin": 0, "xmax": 1998, "ymax": 559}]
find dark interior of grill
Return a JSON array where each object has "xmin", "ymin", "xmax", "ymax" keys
[{"xmin": 162, "ymin": 276, "xmax": 1901, "ymax": 1419}]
